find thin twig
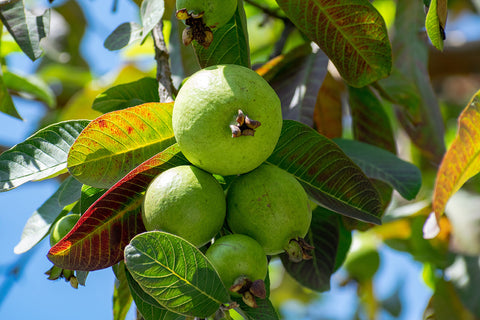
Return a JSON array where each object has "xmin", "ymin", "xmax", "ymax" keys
[
  {"xmin": 269, "ymin": 19, "xmax": 296, "ymax": 59},
  {"xmin": 152, "ymin": 20, "xmax": 176, "ymax": 103},
  {"xmin": 243, "ymin": 0, "xmax": 288, "ymax": 21}
]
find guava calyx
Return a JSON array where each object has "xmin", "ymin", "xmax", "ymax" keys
[
  {"xmin": 45, "ymin": 265, "xmax": 79, "ymax": 289},
  {"xmin": 285, "ymin": 238, "xmax": 315, "ymax": 263},
  {"xmin": 230, "ymin": 275, "xmax": 266, "ymax": 308},
  {"xmin": 176, "ymin": 8, "xmax": 213, "ymax": 48},
  {"xmin": 230, "ymin": 109, "xmax": 262, "ymax": 138}
]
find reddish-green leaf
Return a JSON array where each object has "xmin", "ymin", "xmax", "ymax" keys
[
  {"xmin": 68, "ymin": 102, "xmax": 176, "ymax": 189},
  {"xmin": 275, "ymin": 0, "xmax": 392, "ymax": 87},
  {"xmin": 48, "ymin": 144, "xmax": 189, "ymax": 271},
  {"xmin": 267, "ymin": 120, "xmax": 383, "ymax": 224},
  {"xmin": 313, "ymin": 72, "xmax": 344, "ymax": 139},
  {"xmin": 433, "ymin": 91, "xmax": 480, "ymax": 222}
]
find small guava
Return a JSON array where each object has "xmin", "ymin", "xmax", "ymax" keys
[
  {"xmin": 50, "ymin": 214, "xmax": 81, "ymax": 247},
  {"xmin": 142, "ymin": 165, "xmax": 226, "ymax": 247},
  {"xmin": 172, "ymin": 64, "xmax": 282, "ymax": 176},
  {"xmin": 206, "ymin": 234, "xmax": 268, "ymax": 307},
  {"xmin": 226, "ymin": 164, "xmax": 313, "ymax": 261}
]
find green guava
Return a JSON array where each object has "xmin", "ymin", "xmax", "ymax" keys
[
  {"xmin": 50, "ymin": 214, "xmax": 81, "ymax": 247},
  {"xmin": 172, "ymin": 64, "xmax": 282, "ymax": 176},
  {"xmin": 206, "ymin": 234, "xmax": 268, "ymax": 307},
  {"xmin": 142, "ymin": 165, "xmax": 226, "ymax": 247},
  {"xmin": 226, "ymin": 164, "xmax": 312, "ymax": 259},
  {"xmin": 176, "ymin": 0, "xmax": 237, "ymax": 29}
]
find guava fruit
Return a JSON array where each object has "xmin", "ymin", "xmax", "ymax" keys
[
  {"xmin": 206, "ymin": 234, "xmax": 268, "ymax": 307},
  {"xmin": 176, "ymin": 0, "xmax": 237, "ymax": 47},
  {"xmin": 141, "ymin": 165, "xmax": 226, "ymax": 247},
  {"xmin": 50, "ymin": 214, "xmax": 81, "ymax": 247},
  {"xmin": 226, "ymin": 164, "xmax": 313, "ymax": 261},
  {"xmin": 172, "ymin": 64, "xmax": 282, "ymax": 176}
]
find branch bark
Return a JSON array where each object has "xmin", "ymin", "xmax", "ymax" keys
[{"xmin": 152, "ymin": 20, "xmax": 176, "ymax": 103}]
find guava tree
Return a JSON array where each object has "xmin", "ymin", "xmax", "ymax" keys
[{"xmin": 1, "ymin": 0, "xmax": 480, "ymax": 319}]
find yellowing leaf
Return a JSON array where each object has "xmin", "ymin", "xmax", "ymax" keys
[{"xmin": 433, "ymin": 90, "xmax": 480, "ymax": 221}]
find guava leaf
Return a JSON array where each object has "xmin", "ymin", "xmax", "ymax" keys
[
  {"xmin": 3, "ymin": 70, "xmax": 56, "ymax": 108},
  {"xmin": 313, "ymin": 72, "xmax": 344, "ymax": 139},
  {"xmin": 433, "ymin": 91, "xmax": 480, "ymax": 222},
  {"xmin": 280, "ymin": 207, "xmax": 340, "ymax": 292},
  {"xmin": 0, "ymin": 120, "xmax": 89, "ymax": 192},
  {"xmin": 334, "ymin": 139, "xmax": 421, "ymax": 200},
  {"xmin": 125, "ymin": 266, "xmax": 185, "ymax": 320},
  {"xmin": 425, "ymin": 0, "xmax": 447, "ymax": 51},
  {"xmin": 72, "ymin": 185, "xmax": 106, "ymax": 215},
  {"xmin": 13, "ymin": 176, "xmax": 83, "ymax": 254},
  {"xmin": 67, "ymin": 102, "xmax": 176, "ymax": 189},
  {"xmin": 0, "ymin": 0, "xmax": 50, "ymax": 61},
  {"xmin": 113, "ymin": 262, "xmax": 133, "ymax": 320},
  {"xmin": 232, "ymin": 297, "xmax": 279, "ymax": 320},
  {"xmin": 48, "ymin": 144, "xmax": 189, "ymax": 271},
  {"xmin": 193, "ymin": 2, "xmax": 250, "ymax": 68},
  {"xmin": 267, "ymin": 120, "xmax": 383, "ymax": 224},
  {"xmin": 104, "ymin": 22, "xmax": 143, "ymax": 51},
  {"xmin": 348, "ymin": 86, "xmax": 396, "ymax": 154},
  {"xmin": 275, "ymin": 0, "xmax": 392, "ymax": 87},
  {"xmin": 92, "ymin": 77, "xmax": 159, "ymax": 113},
  {"xmin": 124, "ymin": 231, "xmax": 230, "ymax": 318},
  {"xmin": 0, "ymin": 70, "xmax": 20, "ymax": 119},
  {"xmin": 139, "ymin": 0, "xmax": 164, "ymax": 41},
  {"xmin": 268, "ymin": 46, "xmax": 329, "ymax": 127}
]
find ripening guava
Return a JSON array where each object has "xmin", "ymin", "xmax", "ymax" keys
[
  {"xmin": 50, "ymin": 214, "xmax": 81, "ymax": 247},
  {"xmin": 226, "ymin": 164, "xmax": 312, "ymax": 260},
  {"xmin": 206, "ymin": 234, "xmax": 268, "ymax": 307},
  {"xmin": 141, "ymin": 165, "xmax": 226, "ymax": 247},
  {"xmin": 176, "ymin": 0, "xmax": 237, "ymax": 29},
  {"xmin": 172, "ymin": 64, "xmax": 282, "ymax": 176}
]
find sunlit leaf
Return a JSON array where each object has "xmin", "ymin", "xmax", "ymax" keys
[
  {"xmin": 104, "ymin": 22, "xmax": 143, "ymax": 51},
  {"xmin": 124, "ymin": 231, "xmax": 230, "ymax": 317},
  {"xmin": 92, "ymin": 78, "xmax": 159, "ymax": 113},
  {"xmin": 313, "ymin": 72, "xmax": 344, "ymax": 139},
  {"xmin": 425, "ymin": 0, "xmax": 447, "ymax": 51},
  {"xmin": 0, "ymin": 0, "xmax": 50, "ymax": 60},
  {"xmin": 13, "ymin": 176, "xmax": 82, "ymax": 254},
  {"xmin": 3, "ymin": 70, "xmax": 56, "ymax": 108},
  {"xmin": 48, "ymin": 144, "xmax": 189, "ymax": 271},
  {"xmin": 72, "ymin": 185, "xmax": 106, "ymax": 215},
  {"xmin": 125, "ymin": 266, "xmax": 185, "ymax": 320},
  {"xmin": 275, "ymin": 0, "xmax": 392, "ymax": 87},
  {"xmin": 0, "ymin": 120, "xmax": 89, "ymax": 192},
  {"xmin": 433, "ymin": 91, "xmax": 480, "ymax": 221},
  {"xmin": 281, "ymin": 207, "xmax": 341, "ymax": 292},
  {"xmin": 268, "ymin": 45, "xmax": 328, "ymax": 127},
  {"xmin": 267, "ymin": 120, "xmax": 383, "ymax": 224},
  {"xmin": 68, "ymin": 102, "xmax": 176, "ymax": 189},
  {"xmin": 0, "ymin": 70, "xmax": 19, "ymax": 119},
  {"xmin": 193, "ymin": 3, "xmax": 250, "ymax": 68},
  {"xmin": 140, "ymin": 0, "xmax": 164, "ymax": 40},
  {"xmin": 334, "ymin": 139, "xmax": 421, "ymax": 200}
]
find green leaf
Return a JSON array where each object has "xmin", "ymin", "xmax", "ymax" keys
[
  {"xmin": 72, "ymin": 185, "xmax": 106, "ymax": 215},
  {"xmin": 140, "ymin": 0, "xmax": 164, "ymax": 40},
  {"xmin": 0, "ymin": 69, "xmax": 19, "ymax": 119},
  {"xmin": 267, "ymin": 120, "xmax": 383, "ymax": 224},
  {"xmin": 275, "ymin": 0, "xmax": 392, "ymax": 87},
  {"xmin": 113, "ymin": 262, "xmax": 133, "ymax": 320},
  {"xmin": 334, "ymin": 139, "xmax": 421, "ymax": 200},
  {"xmin": 68, "ymin": 102, "xmax": 175, "ymax": 189},
  {"xmin": 104, "ymin": 22, "xmax": 143, "ymax": 51},
  {"xmin": 13, "ymin": 176, "xmax": 82, "ymax": 254},
  {"xmin": 446, "ymin": 256, "xmax": 480, "ymax": 318},
  {"xmin": 0, "ymin": 0, "xmax": 50, "ymax": 61},
  {"xmin": 124, "ymin": 231, "xmax": 230, "ymax": 318},
  {"xmin": 193, "ymin": 2, "xmax": 250, "ymax": 68},
  {"xmin": 425, "ymin": 0, "xmax": 447, "ymax": 51},
  {"xmin": 280, "ymin": 207, "xmax": 340, "ymax": 292},
  {"xmin": 0, "ymin": 120, "xmax": 89, "ymax": 192},
  {"xmin": 48, "ymin": 144, "xmax": 189, "ymax": 271},
  {"xmin": 3, "ymin": 70, "xmax": 56, "ymax": 108},
  {"xmin": 233, "ymin": 297, "xmax": 279, "ymax": 320},
  {"xmin": 125, "ymin": 266, "xmax": 186, "ymax": 320},
  {"xmin": 92, "ymin": 77, "xmax": 159, "ymax": 113}
]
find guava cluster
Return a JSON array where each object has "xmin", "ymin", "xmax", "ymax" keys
[{"xmin": 141, "ymin": 64, "xmax": 313, "ymax": 307}]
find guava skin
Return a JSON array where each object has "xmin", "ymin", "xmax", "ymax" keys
[
  {"xmin": 142, "ymin": 165, "xmax": 226, "ymax": 247},
  {"xmin": 172, "ymin": 65, "xmax": 282, "ymax": 176},
  {"xmin": 226, "ymin": 164, "xmax": 312, "ymax": 256},
  {"xmin": 205, "ymin": 234, "xmax": 268, "ymax": 292},
  {"xmin": 50, "ymin": 214, "xmax": 81, "ymax": 247},
  {"xmin": 176, "ymin": 0, "xmax": 237, "ymax": 29}
]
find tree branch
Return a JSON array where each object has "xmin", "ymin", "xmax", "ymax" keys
[{"xmin": 152, "ymin": 20, "xmax": 176, "ymax": 103}]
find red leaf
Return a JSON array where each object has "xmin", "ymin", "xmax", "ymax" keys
[{"xmin": 48, "ymin": 144, "xmax": 189, "ymax": 271}]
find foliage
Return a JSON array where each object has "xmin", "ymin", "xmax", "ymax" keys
[{"xmin": 1, "ymin": 0, "xmax": 480, "ymax": 319}]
